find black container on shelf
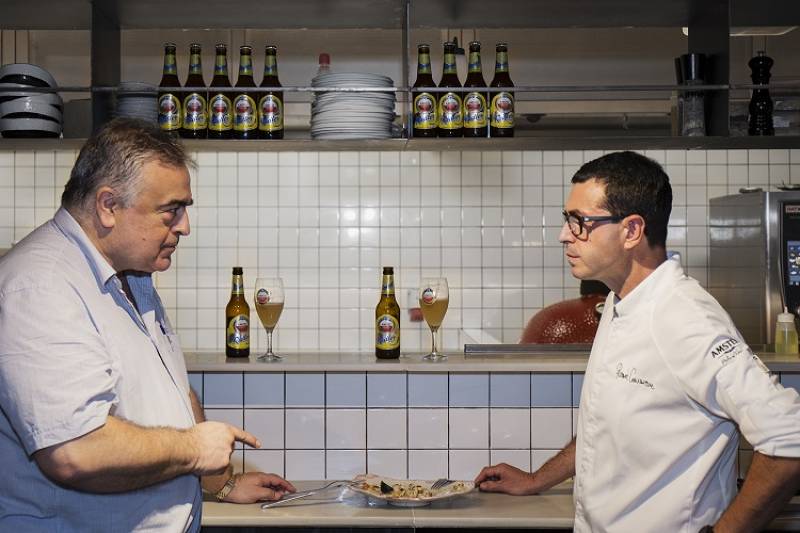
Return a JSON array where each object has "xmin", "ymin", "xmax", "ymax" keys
[
  {"xmin": 748, "ymin": 51, "xmax": 775, "ymax": 136},
  {"xmin": 679, "ymin": 52, "xmax": 706, "ymax": 137}
]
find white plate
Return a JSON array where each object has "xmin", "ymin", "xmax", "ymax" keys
[
  {"xmin": 0, "ymin": 63, "xmax": 57, "ymax": 87},
  {"xmin": 348, "ymin": 474, "xmax": 474, "ymax": 507}
]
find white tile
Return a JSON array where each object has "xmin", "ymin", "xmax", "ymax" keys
[
  {"xmin": 368, "ymin": 450, "xmax": 407, "ymax": 479},
  {"xmin": 244, "ymin": 409, "xmax": 284, "ymax": 450},
  {"xmin": 449, "ymin": 450, "xmax": 489, "ymax": 480},
  {"xmin": 491, "ymin": 450, "xmax": 531, "ymax": 472},
  {"xmin": 491, "ymin": 409, "xmax": 531, "ymax": 449},
  {"xmin": 367, "ymin": 409, "xmax": 407, "ymax": 449},
  {"xmin": 408, "ymin": 408, "xmax": 448, "ymax": 449},
  {"xmin": 326, "ymin": 409, "xmax": 366, "ymax": 449},
  {"xmin": 244, "ymin": 450, "xmax": 284, "ymax": 476},
  {"xmin": 532, "ymin": 449, "xmax": 561, "ymax": 471},
  {"xmin": 449, "ymin": 408, "xmax": 489, "ymax": 448},
  {"xmin": 531, "ymin": 408, "xmax": 573, "ymax": 449},
  {"xmin": 408, "ymin": 450, "xmax": 448, "ymax": 479},
  {"xmin": 286, "ymin": 450, "xmax": 325, "ymax": 480},
  {"xmin": 326, "ymin": 450, "xmax": 366, "ymax": 479},
  {"xmin": 285, "ymin": 409, "xmax": 325, "ymax": 449}
]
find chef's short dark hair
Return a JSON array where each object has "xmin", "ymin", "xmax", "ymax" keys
[
  {"xmin": 572, "ymin": 151, "xmax": 672, "ymax": 248},
  {"xmin": 62, "ymin": 118, "xmax": 193, "ymax": 214}
]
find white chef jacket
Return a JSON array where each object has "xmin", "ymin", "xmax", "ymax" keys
[
  {"xmin": 574, "ymin": 257, "xmax": 800, "ymax": 533},
  {"xmin": 0, "ymin": 208, "xmax": 201, "ymax": 533}
]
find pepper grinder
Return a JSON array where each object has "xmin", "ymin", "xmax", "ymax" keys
[{"xmin": 748, "ymin": 51, "xmax": 774, "ymax": 136}]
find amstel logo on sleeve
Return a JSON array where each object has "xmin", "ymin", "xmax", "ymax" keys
[
  {"xmin": 414, "ymin": 92, "xmax": 437, "ymax": 130},
  {"xmin": 182, "ymin": 93, "xmax": 207, "ymax": 130},
  {"xmin": 158, "ymin": 94, "xmax": 181, "ymax": 131},
  {"xmin": 258, "ymin": 94, "xmax": 283, "ymax": 132},
  {"xmin": 438, "ymin": 92, "xmax": 463, "ymax": 129},
  {"xmin": 233, "ymin": 94, "xmax": 257, "ymax": 132}
]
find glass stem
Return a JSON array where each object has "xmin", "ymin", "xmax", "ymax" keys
[
  {"xmin": 430, "ymin": 326, "xmax": 439, "ymax": 356},
  {"xmin": 267, "ymin": 328, "xmax": 274, "ymax": 356}
]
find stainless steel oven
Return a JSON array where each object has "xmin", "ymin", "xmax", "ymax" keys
[{"xmin": 709, "ymin": 190, "xmax": 800, "ymax": 345}]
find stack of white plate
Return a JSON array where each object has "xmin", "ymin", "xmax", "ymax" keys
[
  {"xmin": 0, "ymin": 63, "xmax": 62, "ymax": 138},
  {"xmin": 115, "ymin": 81, "xmax": 158, "ymax": 124},
  {"xmin": 310, "ymin": 72, "xmax": 396, "ymax": 140}
]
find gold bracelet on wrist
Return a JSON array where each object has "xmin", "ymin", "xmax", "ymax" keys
[{"xmin": 214, "ymin": 474, "xmax": 239, "ymax": 502}]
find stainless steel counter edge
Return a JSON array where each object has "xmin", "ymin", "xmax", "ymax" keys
[{"xmin": 185, "ymin": 351, "xmax": 800, "ymax": 372}]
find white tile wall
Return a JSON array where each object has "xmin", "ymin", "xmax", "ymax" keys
[{"xmin": 5, "ymin": 149, "xmax": 799, "ymax": 351}]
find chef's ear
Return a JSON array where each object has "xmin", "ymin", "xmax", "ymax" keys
[
  {"xmin": 622, "ymin": 214, "xmax": 646, "ymax": 249},
  {"xmin": 95, "ymin": 186, "xmax": 118, "ymax": 229}
]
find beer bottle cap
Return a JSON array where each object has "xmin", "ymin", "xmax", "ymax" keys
[
  {"xmin": 165, "ymin": 42, "xmax": 176, "ymax": 48},
  {"xmin": 318, "ymin": 53, "xmax": 330, "ymax": 66},
  {"xmin": 265, "ymin": 45, "xmax": 278, "ymax": 51},
  {"xmin": 382, "ymin": 266, "xmax": 394, "ymax": 274},
  {"xmin": 469, "ymin": 40, "xmax": 481, "ymax": 47},
  {"xmin": 232, "ymin": 266, "xmax": 243, "ymax": 274},
  {"xmin": 216, "ymin": 43, "xmax": 227, "ymax": 49},
  {"xmin": 418, "ymin": 43, "xmax": 430, "ymax": 49}
]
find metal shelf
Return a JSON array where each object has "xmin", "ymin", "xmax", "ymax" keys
[
  {"xmin": 2, "ymin": 136, "xmax": 798, "ymax": 152},
  {"xmin": 3, "ymin": 0, "xmax": 799, "ymax": 30}
]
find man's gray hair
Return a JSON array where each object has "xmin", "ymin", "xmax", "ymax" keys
[{"xmin": 62, "ymin": 118, "xmax": 194, "ymax": 213}]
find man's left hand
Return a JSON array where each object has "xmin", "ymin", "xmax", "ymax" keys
[{"xmin": 224, "ymin": 472, "xmax": 296, "ymax": 503}]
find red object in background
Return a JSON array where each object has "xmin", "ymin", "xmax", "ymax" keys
[{"xmin": 520, "ymin": 281, "xmax": 610, "ymax": 344}]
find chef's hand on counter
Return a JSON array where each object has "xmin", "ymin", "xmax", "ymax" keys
[
  {"xmin": 475, "ymin": 437, "xmax": 577, "ymax": 496},
  {"xmin": 223, "ymin": 472, "xmax": 296, "ymax": 503},
  {"xmin": 474, "ymin": 463, "xmax": 539, "ymax": 495}
]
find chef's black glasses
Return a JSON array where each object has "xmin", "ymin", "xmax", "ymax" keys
[{"xmin": 562, "ymin": 210, "xmax": 626, "ymax": 237}]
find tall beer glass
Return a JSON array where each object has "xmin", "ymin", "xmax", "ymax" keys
[
  {"xmin": 254, "ymin": 277, "xmax": 284, "ymax": 361},
  {"xmin": 419, "ymin": 277, "xmax": 449, "ymax": 360}
]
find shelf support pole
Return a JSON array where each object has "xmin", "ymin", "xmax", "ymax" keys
[
  {"xmin": 91, "ymin": 3, "xmax": 120, "ymax": 132},
  {"xmin": 688, "ymin": 0, "xmax": 730, "ymax": 136}
]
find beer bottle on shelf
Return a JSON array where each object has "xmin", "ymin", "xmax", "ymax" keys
[
  {"xmin": 158, "ymin": 42, "xmax": 181, "ymax": 137},
  {"xmin": 233, "ymin": 45, "xmax": 258, "ymax": 140},
  {"xmin": 437, "ymin": 41, "xmax": 463, "ymax": 138},
  {"xmin": 259, "ymin": 45, "xmax": 284, "ymax": 140},
  {"xmin": 412, "ymin": 43, "xmax": 437, "ymax": 138},
  {"xmin": 375, "ymin": 266, "xmax": 400, "ymax": 359},
  {"xmin": 208, "ymin": 43, "xmax": 233, "ymax": 139},
  {"xmin": 180, "ymin": 43, "xmax": 207, "ymax": 139},
  {"xmin": 463, "ymin": 41, "xmax": 488, "ymax": 138},
  {"xmin": 225, "ymin": 266, "xmax": 251, "ymax": 358},
  {"xmin": 490, "ymin": 42, "xmax": 515, "ymax": 138}
]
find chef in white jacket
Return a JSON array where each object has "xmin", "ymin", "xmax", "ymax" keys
[{"xmin": 475, "ymin": 151, "xmax": 800, "ymax": 533}]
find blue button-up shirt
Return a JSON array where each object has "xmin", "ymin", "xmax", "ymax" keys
[{"xmin": 0, "ymin": 207, "xmax": 201, "ymax": 532}]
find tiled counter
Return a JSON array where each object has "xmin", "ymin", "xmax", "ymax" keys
[{"xmin": 186, "ymin": 352, "xmax": 800, "ymax": 482}]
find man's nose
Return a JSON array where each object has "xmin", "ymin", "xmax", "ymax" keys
[
  {"xmin": 175, "ymin": 209, "xmax": 190, "ymax": 236},
  {"xmin": 558, "ymin": 221, "xmax": 573, "ymax": 244}
]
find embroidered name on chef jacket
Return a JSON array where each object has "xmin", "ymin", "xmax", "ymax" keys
[
  {"xmin": 615, "ymin": 362, "xmax": 655, "ymax": 390},
  {"xmin": 708, "ymin": 336, "xmax": 745, "ymax": 367}
]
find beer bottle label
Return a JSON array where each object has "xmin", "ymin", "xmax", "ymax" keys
[
  {"xmin": 164, "ymin": 54, "xmax": 178, "ymax": 75},
  {"xmin": 208, "ymin": 94, "xmax": 233, "ymax": 132},
  {"xmin": 182, "ymin": 93, "xmax": 207, "ymax": 130},
  {"xmin": 495, "ymin": 51, "xmax": 509, "ymax": 73},
  {"xmin": 375, "ymin": 314, "xmax": 400, "ymax": 350},
  {"xmin": 468, "ymin": 52, "xmax": 481, "ymax": 74},
  {"xmin": 490, "ymin": 92, "xmax": 515, "ymax": 128},
  {"xmin": 413, "ymin": 92, "xmax": 436, "ymax": 130},
  {"xmin": 233, "ymin": 94, "xmax": 257, "ymax": 131},
  {"xmin": 463, "ymin": 92, "xmax": 487, "ymax": 128},
  {"xmin": 381, "ymin": 275, "xmax": 395, "ymax": 295},
  {"xmin": 437, "ymin": 92, "xmax": 463, "ymax": 129},
  {"xmin": 417, "ymin": 52, "xmax": 432, "ymax": 74},
  {"xmin": 258, "ymin": 94, "xmax": 283, "ymax": 132},
  {"xmin": 158, "ymin": 94, "xmax": 181, "ymax": 131},
  {"xmin": 226, "ymin": 314, "xmax": 250, "ymax": 349}
]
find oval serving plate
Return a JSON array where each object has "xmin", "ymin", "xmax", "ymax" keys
[{"xmin": 348, "ymin": 473, "xmax": 474, "ymax": 507}]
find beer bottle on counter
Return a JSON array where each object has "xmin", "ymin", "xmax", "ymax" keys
[
  {"xmin": 233, "ymin": 45, "xmax": 258, "ymax": 140},
  {"xmin": 489, "ymin": 42, "xmax": 515, "ymax": 138},
  {"xmin": 259, "ymin": 45, "xmax": 284, "ymax": 140},
  {"xmin": 208, "ymin": 43, "xmax": 233, "ymax": 139},
  {"xmin": 463, "ymin": 41, "xmax": 488, "ymax": 138},
  {"xmin": 158, "ymin": 42, "xmax": 182, "ymax": 137},
  {"xmin": 412, "ymin": 44, "xmax": 437, "ymax": 138},
  {"xmin": 181, "ymin": 43, "xmax": 207, "ymax": 139},
  {"xmin": 375, "ymin": 266, "xmax": 400, "ymax": 359},
  {"xmin": 437, "ymin": 41, "xmax": 463, "ymax": 138},
  {"xmin": 225, "ymin": 266, "xmax": 250, "ymax": 358}
]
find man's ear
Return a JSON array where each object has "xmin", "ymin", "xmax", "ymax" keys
[
  {"xmin": 622, "ymin": 215, "xmax": 646, "ymax": 249},
  {"xmin": 95, "ymin": 187, "xmax": 117, "ymax": 229}
]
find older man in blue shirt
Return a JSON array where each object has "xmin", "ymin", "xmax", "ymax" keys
[{"xmin": 0, "ymin": 118, "xmax": 293, "ymax": 532}]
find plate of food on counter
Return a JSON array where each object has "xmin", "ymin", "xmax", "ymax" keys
[{"xmin": 349, "ymin": 473, "xmax": 474, "ymax": 507}]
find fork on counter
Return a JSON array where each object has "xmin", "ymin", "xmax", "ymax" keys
[
  {"xmin": 261, "ymin": 480, "xmax": 358, "ymax": 509},
  {"xmin": 430, "ymin": 478, "xmax": 455, "ymax": 490}
]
